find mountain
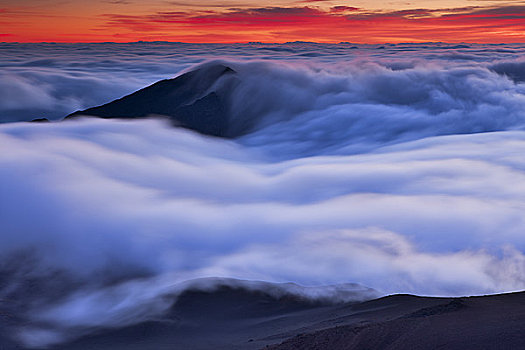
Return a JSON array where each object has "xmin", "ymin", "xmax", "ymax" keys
[
  {"xmin": 2, "ymin": 283, "xmax": 521, "ymax": 350},
  {"xmin": 60, "ymin": 289, "xmax": 525, "ymax": 350},
  {"xmin": 268, "ymin": 291, "xmax": 525, "ymax": 350},
  {"xmin": 65, "ymin": 63, "xmax": 240, "ymax": 137},
  {"xmin": 0, "ymin": 277, "xmax": 377, "ymax": 350}
]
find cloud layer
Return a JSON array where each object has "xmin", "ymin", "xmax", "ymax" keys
[
  {"xmin": 2, "ymin": 118, "xmax": 525, "ymax": 345},
  {"xmin": 1, "ymin": 44, "xmax": 525, "ymax": 346},
  {"xmin": 1, "ymin": 42, "xmax": 525, "ymax": 125}
]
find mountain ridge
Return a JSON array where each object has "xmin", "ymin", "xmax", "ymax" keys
[{"xmin": 66, "ymin": 63, "xmax": 239, "ymax": 137}]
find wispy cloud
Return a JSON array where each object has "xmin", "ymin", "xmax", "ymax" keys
[
  {"xmin": 2, "ymin": 1, "xmax": 525, "ymax": 42},
  {"xmin": 296, "ymin": 0, "xmax": 333, "ymax": 3},
  {"xmin": 330, "ymin": 6, "xmax": 360, "ymax": 13},
  {"xmin": 103, "ymin": 0, "xmax": 133, "ymax": 4},
  {"xmin": 98, "ymin": 4, "xmax": 525, "ymax": 43},
  {"xmin": 166, "ymin": 1, "xmax": 255, "ymax": 7}
]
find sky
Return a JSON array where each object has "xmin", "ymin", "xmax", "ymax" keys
[{"xmin": 1, "ymin": 0, "xmax": 525, "ymax": 43}]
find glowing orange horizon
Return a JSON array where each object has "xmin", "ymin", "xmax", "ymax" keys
[{"xmin": 1, "ymin": 2, "xmax": 525, "ymax": 43}]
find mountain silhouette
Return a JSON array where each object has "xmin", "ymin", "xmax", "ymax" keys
[{"xmin": 66, "ymin": 63, "xmax": 239, "ymax": 137}]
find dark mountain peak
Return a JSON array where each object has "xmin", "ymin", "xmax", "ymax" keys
[
  {"xmin": 65, "ymin": 62, "xmax": 239, "ymax": 137},
  {"xmin": 29, "ymin": 118, "xmax": 50, "ymax": 123}
]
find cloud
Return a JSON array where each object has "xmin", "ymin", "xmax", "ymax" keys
[
  {"xmin": 166, "ymin": 1, "xmax": 256, "ymax": 8},
  {"xmin": 103, "ymin": 0, "xmax": 132, "ymax": 4},
  {"xmin": 1, "ymin": 46, "xmax": 525, "ymax": 346},
  {"xmin": 2, "ymin": 1, "xmax": 525, "ymax": 43},
  {"xmin": 2, "ymin": 115, "xmax": 525, "ymax": 345},
  {"xmin": 210, "ymin": 228, "xmax": 525, "ymax": 295},
  {"xmin": 216, "ymin": 60, "xmax": 525, "ymax": 155},
  {"xmin": 96, "ymin": 4, "xmax": 525, "ymax": 43},
  {"xmin": 489, "ymin": 58, "xmax": 525, "ymax": 82},
  {"xmin": 102, "ymin": 6, "xmax": 328, "ymax": 32},
  {"xmin": 2, "ymin": 117, "xmax": 525, "ymax": 279},
  {"xmin": 0, "ymin": 43, "xmax": 202, "ymax": 122},
  {"xmin": 330, "ymin": 6, "xmax": 360, "ymax": 13},
  {"xmin": 3, "ymin": 42, "xmax": 524, "ymax": 124},
  {"xmin": 297, "ymin": 0, "xmax": 332, "ymax": 3}
]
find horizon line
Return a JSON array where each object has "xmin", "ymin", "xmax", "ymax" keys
[{"xmin": 2, "ymin": 41, "xmax": 524, "ymax": 45}]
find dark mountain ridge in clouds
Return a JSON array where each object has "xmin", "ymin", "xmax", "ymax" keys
[
  {"xmin": 2, "ymin": 280, "xmax": 523, "ymax": 350},
  {"xmin": 64, "ymin": 56, "xmax": 525, "ymax": 157},
  {"xmin": 66, "ymin": 63, "xmax": 240, "ymax": 137},
  {"xmin": 0, "ymin": 276, "xmax": 378, "ymax": 349},
  {"xmin": 65, "ymin": 56, "xmax": 525, "ymax": 144},
  {"xmin": 2, "ymin": 42, "xmax": 525, "ymax": 124}
]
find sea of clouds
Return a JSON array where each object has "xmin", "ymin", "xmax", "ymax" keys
[{"xmin": 1, "ymin": 42, "xmax": 525, "ymax": 347}]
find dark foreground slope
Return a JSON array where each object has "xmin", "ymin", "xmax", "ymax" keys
[
  {"xmin": 65, "ymin": 63, "xmax": 239, "ymax": 137},
  {"xmin": 3, "ymin": 287, "xmax": 521, "ymax": 350},
  {"xmin": 267, "ymin": 291, "xmax": 525, "ymax": 350}
]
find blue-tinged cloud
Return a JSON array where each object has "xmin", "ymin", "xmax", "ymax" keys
[
  {"xmin": 2, "ymin": 118, "xmax": 525, "ymax": 347},
  {"xmin": 1, "ymin": 44, "xmax": 525, "ymax": 347},
  {"xmin": 1, "ymin": 43, "xmax": 525, "ymax": 123}
]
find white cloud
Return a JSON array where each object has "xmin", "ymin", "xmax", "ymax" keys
[
  {"xmin": 1, "ymin": 43, "xmax": 525, "ymax": 346},
  {"xmin": 2, "ymin": 120, "xmax": 525, "ymax": 297}
]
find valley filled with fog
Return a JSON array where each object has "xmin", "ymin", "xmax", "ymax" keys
[{"xmin": 1, "ymin": 42, "xmax": 525, "ymax": 347}]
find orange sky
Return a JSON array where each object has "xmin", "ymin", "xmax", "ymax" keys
[{"xmin": 1, "ymin": 0, "xmax": 525, "ymax": 43}]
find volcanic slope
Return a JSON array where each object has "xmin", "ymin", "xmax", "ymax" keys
[
  {"xmin": 3, "ymin": 285, "xmax": 520, "ymax": 350},
  {"xmin": 66, "ymin": 63, "xmax": 239, "ymax": 137}
]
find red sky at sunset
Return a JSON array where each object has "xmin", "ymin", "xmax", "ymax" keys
[{"xmin": 1, "ymin": 0, "xmax": 525, "ymax": 43}]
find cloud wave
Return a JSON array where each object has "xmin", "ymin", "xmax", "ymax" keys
[
  {"xmin": 1, "ymin": 45, "xmax": 525, "ymax": 347},
  {"xmin": 2, "ymin": 119, "xmax": 525, "ymax": 344}
]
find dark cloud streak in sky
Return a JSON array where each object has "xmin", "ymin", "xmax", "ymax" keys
[
  {"xmin": 91, "ymin": 4, "xmax": 525, "ymax": 42},
  {"xmin": 2, "ymin": 1, "xmax": 525, "ymax": 42}
]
